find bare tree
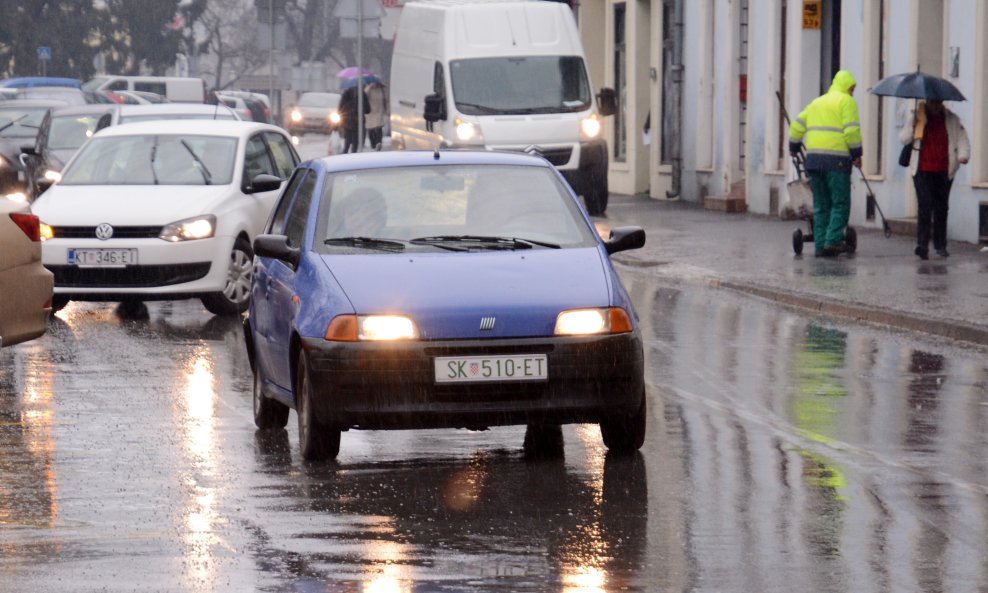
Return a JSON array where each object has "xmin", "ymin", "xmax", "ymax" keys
[{"xmin": 196, "ymin": 0, "xmax": 268, "ymax": 89}]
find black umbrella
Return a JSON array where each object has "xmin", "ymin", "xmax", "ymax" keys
[{"xmin": 868, "ymin": 71, "xmax": 966, "ymax": 101}]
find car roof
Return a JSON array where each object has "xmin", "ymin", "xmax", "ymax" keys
[
  {"xmin": 306, "ymin": 149, "xmax": 555, "ymax": 173},
  {"xmin": 51, "ymin": 104, "xmax": 120, "ymax": 117},
  {"xmin": 95, "ymin": 118, "xmax": 288, "ymax": 138},
  {"xmin": 0, "ymin": 99, "xmax": 69, "ymax": 109},
  {"xmin": 117, "ymin": 103, "xmax": 240, "ymax": 117},
  {"xmin": 0, "ymin": 77, "xmax": 82, "ymax": 89}
]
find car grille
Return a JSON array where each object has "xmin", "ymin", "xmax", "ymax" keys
[
  {"xmin": 51, "ymin": 226, "xmax": 163, "ymax": 239},
  {"xmin": 506, "ymin": 147, "xmax": 573, "ymax": 167},
  {"xmin": 49, "ymin": 263, "xmax": 211, "ymax": 288}
]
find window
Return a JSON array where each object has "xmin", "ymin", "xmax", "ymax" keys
[
  {"xmin": 263, "ymin": 131, "xmax": 299, "ymax": 178},
  {"xmin": 244, "ymin": 134, "xmax": 275, "ymax": 181},
  {"xmin": 613, "ymin": 3, "xmax": 627, "ymax": 163},
  {"xmin": 284, "ymin": 172, "xmax": 316, "ymax": 248},
  {"xmin": 268, "ymin": 169, "xmax": 308, "ymax": 234}
]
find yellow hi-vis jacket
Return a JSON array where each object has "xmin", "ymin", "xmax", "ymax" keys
[{"xmin": 789, "ymin": 70, "xmax": 863, "ymax": 172}]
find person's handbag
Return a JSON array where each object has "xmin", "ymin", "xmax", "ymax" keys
[{"xmin": 898, "ymin": 141, "xmax": 915, "ymax": 167}]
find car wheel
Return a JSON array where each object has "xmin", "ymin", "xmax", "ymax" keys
[
  {"xmin": 523, "ymin": 424, "xmax": 564, "ymax": 459},
  {"xmin": 253, "ymin": 362, "xmax": 289, "ymax": 429},
  {"xmin": 51, "ymin": 295, "xmax": 70, "ymax": 313},
  {"xmin": 600, "ymin": 390, "xmax": 646, "ymax": 454},
  {"xmin": 582, "ymin": 164, "xmax": 609, "ymax": 216},
  {"xmin": 201, "ymin": 237, "xmax": 253, "ymax": 316},
  {"xmin": 792, "ymin": 228, "xmax": 804, "ymax": 255},
  {"xmin": 296, "ymin": 351, "xmax": 341, "ymax": 461}
]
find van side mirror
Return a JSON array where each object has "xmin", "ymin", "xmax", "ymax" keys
[
  {"xmin": 597, "ymin": 88, "xmax": 617, "ymax": 117},
  {"xmin": 423, "ymin": 93, "xmax": 446, "ymax": 123}
]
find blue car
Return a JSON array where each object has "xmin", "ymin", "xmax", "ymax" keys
[{"xmin": 244, "ymin": 150, "xmax": 646, "ymax": 460}]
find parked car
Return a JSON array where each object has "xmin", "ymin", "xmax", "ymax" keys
[
  {"xmin": 285, "ymin": 91, "xmax": 341, "ymax": 135},
  {"xmin": 244, "ymin": 150, "xmax": 647, "ymax": 461},
  {"xmin": 0, "ymin": 77, "xmax": 82, "ymax": 89},
  {"xmin": 0, "ymin": 86, "xmax": 87, "ymax": 106},
  {"xmin": 111, "ymin": 90, "xmax": 169, "ymax": 104},
  {"xmin": 0, "ymin": 99, "xmax": 68, "ymax": 198},
  {"xmin": 216, "ymin": 94, "xmax": 254, "ymax": 121},
  {"xmin": 31, "ymin": 120, "xmax": 300, "ymax": 315},
  {"xmin": 0, "ymin": 196, "xmax": 53, "ymax": 348},
  {"xmin": 218, "ymin": 90, "xmax": 271, "ymax": 123},
  {"xmin": 116, "ymin": 103, "xmax": 241, "ymax": 124},
  {"xmin": 82, "ymin": 76, "xmax": 206, "ymax": 103}
]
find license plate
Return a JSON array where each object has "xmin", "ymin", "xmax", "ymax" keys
[
  {"xmin": 434, "ymin": 354, "xmax": 548, "ymax": 383},
  {"xmin": 68, "ymin": 248, "xmax": 137, "ymax": 267}
]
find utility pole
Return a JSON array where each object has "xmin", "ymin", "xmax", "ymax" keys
[
  {"xmin": 357, "ymin": 0, "xmax": 365, "ymax": 152},
  {"xmin": 269, "ymin": 0, "xmax": 275, "ymax": 123}
]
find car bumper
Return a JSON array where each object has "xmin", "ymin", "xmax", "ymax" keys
[
  {"xmin": 299, "ymin": 332, "xmax": 644, "ymax": 429},
  {"xmin": 41, "ymin": 236, "xmax": 232, "ymax": 299},
  {"xmin": 0, "ymin": 261, "xmax": 53, "ymax": 347}
]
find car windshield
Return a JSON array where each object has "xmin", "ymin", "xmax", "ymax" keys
[
  {"xmin": 298, "ymin": 93, "xmax": 339, "ymax": 108},
  {"xmin": 59, "ymin": 134, "xmax": 237, "ymax": 186},
  {"xmin": 49, "ymin": 114, "xmax": 103, "ymax": 150},
  {"xmin": 450, "ymin": 56, "xmax": 592, "ymax": 115},
  {"xmin": 0, "ymin": 107, "xmax": 49, "ymax": 138},
  {"xmin": 315, "ymin": 164, "xmax": 596, "ymax": 252}
]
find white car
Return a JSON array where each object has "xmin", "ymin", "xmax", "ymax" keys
[
  {"xmin": 31, "ymin": 120, "xmax": 299, "ymax": 316},
  {"xmin": 117, "ymin": 103, "xmax": 242, "ymax": 123},
  {"xmin": 0, "ymin": 197, "xmax": 53, "ymax": 348}
]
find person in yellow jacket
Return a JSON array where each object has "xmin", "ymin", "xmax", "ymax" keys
[{"xmin": 789, "ymin": 70, "xmax": 863, "ymax": 257}]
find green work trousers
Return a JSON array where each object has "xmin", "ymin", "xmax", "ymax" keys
[{"xmin": 808, "ymin": 171, "xmax": 851, "ymax": 252}]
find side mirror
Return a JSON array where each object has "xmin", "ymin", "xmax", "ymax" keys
[
  {"xmin": 246, "ymin": 173, "xmax": 283, "ymax": 194},
  {"xmin": 96, "ymin": 113, "xmax": 113, "ymax": 131},
  {"xmin": 254, "ymin": 234, "xmax": 300, "ymax": 268},
  {"xmin": 604, "ymin": 226, "xmax": 646, "ymax": 255},
  {"xmin": 597, "ymin": 87, "xmax": 617, "ymax": 117},
  {"xmin": 423, "ymin": 93, "xmax": 446, "ymax": 123}
]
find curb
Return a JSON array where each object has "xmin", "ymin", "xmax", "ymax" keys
[{"xmin": 713, "ymin": 279, "xmax": 988, "ymax": 347}]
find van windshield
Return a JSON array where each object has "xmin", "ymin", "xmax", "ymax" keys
[{"xmin": 450, "ymin": 56, "xmax": 591, "ymax": 115}]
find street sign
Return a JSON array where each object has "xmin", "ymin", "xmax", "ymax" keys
[
  {"xmin": 37, "ymin": 46, "xmax": 52, "ymax": 61},
  {"xmin": 802, "ymin": 1, "xmax": 821, "ymax": 30}
]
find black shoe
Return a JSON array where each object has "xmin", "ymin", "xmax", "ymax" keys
[
  {"xmin": 915, "ymin": 246, "xmax": 929, "ymax": 260},
  {"xmin": 935, "ymin": 248, "xmax": 950, "ymax": 257}
]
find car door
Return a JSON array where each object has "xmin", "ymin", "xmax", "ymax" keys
[
  {"xmin": 254, "ymin": 168, "xmax": 316, "ymax": 390},
  {"xmin": 241, "ymin": 132, "xmax": 286, "ymax": 236}
]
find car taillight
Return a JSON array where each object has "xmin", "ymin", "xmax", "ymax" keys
[{"xmin": 9, "ymin": 212, "xmax": 41, "ymax": 242}]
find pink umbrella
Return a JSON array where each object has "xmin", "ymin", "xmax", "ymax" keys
[{"xmin": 336, "ymin": 66, "xmax": 375, "ymax": 79}]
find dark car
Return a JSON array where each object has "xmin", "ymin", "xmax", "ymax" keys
[
  {"xmin": 0, "ymin": 99, "xmax": 67, "ymax": 198},
  {"xmin": 244, "ymin": 150, "xmax": 647, "ymax": 461},
  {"xmin": 20, "ymin": 104, "xmax": 120, "ymax": 198}
]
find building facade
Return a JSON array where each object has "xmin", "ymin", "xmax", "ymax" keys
[{"xmin": 578, "ymin": 0, "xmax": 988, "ymax": 244}]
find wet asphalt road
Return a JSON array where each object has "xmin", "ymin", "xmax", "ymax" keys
[
  {"xmin": 2, "ymin": 136, "xmax": 988, "ymax": 592},
  {"xmin": 2, "ymin": 265, "xmax": 987, "ymax": 592}
]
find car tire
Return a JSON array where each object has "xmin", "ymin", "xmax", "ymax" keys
[
  {"xmin": 296, "ymin": 351, "xmax": 341, "ymax": 461},
  {"xmin": 51, "ymin": 295, "xmax": 70, "ymax": 313},
  {"xmin": 253, "ymin": 362, "xmax": 289, "ymax": 429},
  {"xmin": 523, "ymin": 423, "xmax": 564, "ymax": 459},
  {"xmin": 201, "ymin": 236, "xmax": 253, "ymax": 316},
  {"xmin": 600, "ymin": 390, "xmax": 646, "ymax": 454},
  {"xmin": 582, "ymin": 164, "xmax": 609, "ymax": 216}
]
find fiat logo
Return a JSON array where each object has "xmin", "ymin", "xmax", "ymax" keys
[{"xmin": 95, "ymin": 223, "xmax": 114, "ymax": 241}]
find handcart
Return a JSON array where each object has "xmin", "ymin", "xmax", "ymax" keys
[{"xmin": 787, "ymin": 151, "xmax": 857, "ymax": 255}]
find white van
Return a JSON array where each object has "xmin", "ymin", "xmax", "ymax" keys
[
  {"xmin": 82, "ymin": 76, "xmax": 206, "ymax": 103},
  {"xmin": 389, "ymin": 0, "xmax": 616, "ymax": 214}
]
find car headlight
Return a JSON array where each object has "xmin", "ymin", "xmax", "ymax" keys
[
  {"xmin": 454, "ymin": 119, "xmax": 483, "ymax": 144},
  {"xmin": 554, "ymin": 307, "xmax": 633, "ymax": 336},
  {"xmin": 159, "ymin": 215, "xmax": 216, "ymax": 242},
  {"xmin": 290, "ymin": 109, "xmax": 302, "ymax": 123},
  {"xmin": 39, "ymin": 222, "xmax": 54, "ymax": 241},
  {"xmin": 44, "ymin": 169, "xmax": 61, "ymax": 183},
  {"xmin": 580, "ymin": 114, "xmax": 602, "ymax": 139},
  {"xmin": 324, "ymin": 314, "xmax": 420, "ymax": 342},
  {"xmin": 329, "ymin": 111, "xmax": 341, "ymax": 125}
]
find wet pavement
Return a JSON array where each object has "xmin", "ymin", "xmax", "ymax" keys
[{"xmin": 598, "ymin": 194, "xmax": 988, "ymax": 347}]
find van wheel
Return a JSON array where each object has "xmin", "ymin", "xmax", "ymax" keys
[
  {"xmin": 582, "ymin": 163, "xmax": 609, "ymax": 216},
  {"xmin": 201, "ymin": 237, "xmax": 253, "ymax": 316}
]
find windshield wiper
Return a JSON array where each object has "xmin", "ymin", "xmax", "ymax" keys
[
  {"xmin": 324, "ymin": 236, "xmax": 406, "ymax": 251},
  {"xmin": 410, "ymin": 235, "xmax": 560, "ymax": 250},
  {"xmin": 180, "ymin": 140, "xmax": 212, "ymax": 184},
  {"xmin": 454, "ymin": 101, "xmax": 500, "ymax": 114},
  {"xmin": 149, "ymin": 138, "xmax": 160, "ymax": 185},
  {"xmin": 0, "ymin": 114, "xmax": 28, "ymax": 134}
]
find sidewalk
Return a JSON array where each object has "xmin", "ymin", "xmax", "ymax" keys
[{"xmin": 599, "ymin": 193, "xmax": 988, "ymax": 347}]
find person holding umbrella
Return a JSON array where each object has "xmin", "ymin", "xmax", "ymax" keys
[
  {"xmin": 789, "ymin": 70, "xmax": 863, "ymax": 257},
  {"xmin": 871, "ymin": 70, "xmax": 970, "ymax": 259},
  {"xmin": 897, "ymin": 99, "xmax": 970, "ymax": 259}
]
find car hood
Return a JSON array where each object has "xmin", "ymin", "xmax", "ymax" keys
[
  {"xmin": 32, "ymin": 184, "xmax": 233, "ymax": 226},
  {"xmin": 319, "ymin": 248, "xmax": 612, "ymax": 339}
]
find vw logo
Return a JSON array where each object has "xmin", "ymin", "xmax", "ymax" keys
[{"xmin": 95, "ymin": 223, "xmax": 114, "ymax": 241}]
